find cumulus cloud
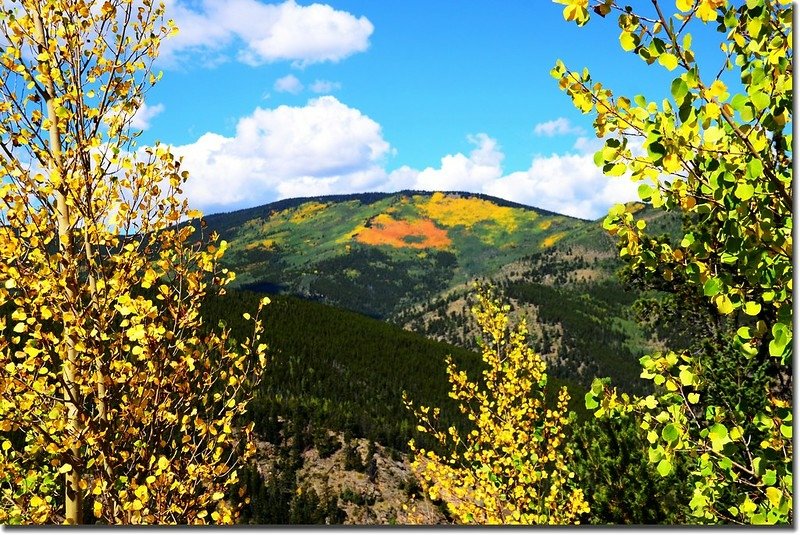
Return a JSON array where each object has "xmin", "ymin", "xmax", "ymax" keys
[
  {"xmin": 533, "ymin": 117, "xmax": 585, "ymax": 137},
  {"xmin": 309, "ymin": 79, "xmax": 342, "ymax": 93},
  {"xmin": 174, "ymin": 96, "xmax": 390, "ymax": 211},
  {"xmin": 274, "ymin": 74, "xmax": 304, "ymax": 94},
  {"xmin": 171, "ymin": 98, "xmax": 637, "ymax": 220},
  {"xmin": 161, "ymin": 0, "xmax": 373, "ymax": 68},
  {"xmin": 380, "ymin": 134, "xmax": 503, "ymax": 193},
  {"xmin": 130, "ymin": 102, "xmax": 164, "ymax": 131},
  {"xmin": 482, "ymin": 152, "xmax": 638, "ymax": 220},
  {"xmin": 380, "ymin": 134, "xmax": 638, "ymax": 220}
]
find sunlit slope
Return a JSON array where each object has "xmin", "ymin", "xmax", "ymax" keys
[{"xmin": 201, "ymin": 191, "xmax": 587, "ymax": 317}]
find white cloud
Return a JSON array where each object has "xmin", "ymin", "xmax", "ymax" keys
[
  {"xmin": 171, "ymin": 98, "xmax": 638, "ymax": 220},
  {"xmin": 533, "ymin": 117, "xmax": 585, "ymax": 137},
  {"xmin": 482, "ymin": 152, "xmax": 639, "ymax": 220},
  {"xmin": 174, "ymin": 96, "xmax": 390, "ymax": 211},
  {"xmin": 382, "ymin": 134, "xmax": 503, "ymax": 193},
  {"xmin": 160, "ymin": 0, "xmax": 373, "ymax": 68},
  {"xmin": 380, "ymin": 134, "xmax": 638, "ymax": 220},
  {"xmin": 309, "ymin": 79, "xmax": 341, "ymax": 93},
  {"xmin": 274, "ymin": 74, "xmax": 303, "ymax": 94},
  {"xmin": 130, "ymin": 102, "xmax": 165, "ymax": 131}
]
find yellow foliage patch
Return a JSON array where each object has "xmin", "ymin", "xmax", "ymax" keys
[
  {"xmin": 244, "ymin": 238, "xmax": 277, "ymax": 251},
  {"xmin": 288, "ymin": 201, "xmax": 330, "ymax": 223},
  {"xmin": 354, "ymin": 213, "xmax": 451, "ymax": 249},
  {"xmin": 541, "ymin": 232, "xmax": 567, "ymax": 249},
  {"xmin": 417, "ymin": 192, "xmax": 527, "ymax": 233}
]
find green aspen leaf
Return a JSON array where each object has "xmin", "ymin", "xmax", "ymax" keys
[
  {"xmin": 737, "ymin": 326, "xmax": 752, "ymax": 339},
  {"xmin": 608, "ymin": 204, "xmax": 626, "ymax": 217},
  {"xmin": 750, "ymin": 91, "xmax": 770, "ymax": 111},
  {"xmin": 584, "ymin": 391, "xmax": 599, "ymax": 410},
  {"xmin": 780, "ymin": 423, "xmax": 792, "ymax": 438},
  {"xmin": 762, "ymin": 470, "xmax": 777, "ymax": 486},
  {"xmin": 679, "ymin": 368, "xmax": 695, "ymax": 386},
  {"xmin": 769, "ymin": 322, "xmax": 790, "ymax": 356},
  {"xmin": 703, "ymin": 277, "xmax": 722, "ymax": 296},
  {"xmin": 634, "ymin": 94, "xmax": 647, "ymax": 108},
  {"xmin": 648, "ymin": 445, "xmax": 664, "ymax": 463},
  {"xmin": 638, "ymin": 183, "xmax": 653, "ymax": 199},
  {"xmin": 735, "ymin": 182, "xmax": 755, "ymax": 200},
  {"xmin": 647, "ymin": 430, "xmax": 658, "ymax": 443},
  {"xmin": 747, "ymin": 18, "xmax": 763, "ymax": 39},
  {"xmin": 730, "ymin": 93, "xmax": 749, "ymax": 111},
  {"xmin": 658, "ymin": 52, "xmax": 679, "ymax": 71},
  {"xmin": 603, "ymin": 162, "xmax": 627, "ymax": 176},
  {"xmin": 590, "ymin": 377, "xmax": 605, "ymax": 395},
  {"xmin": 656, "ymin": 459, "xmax": 673, "ymax": 476},
  {"xmin": 708, "ymin": 423, "xmax": 730, "ymax": 451},
  {"xmin": 661, "ymin": 423, "xmax": 679, "ymax": 442},
  {"xmin": 739, "ymin": 102, "xmax": 756, "ymax": 121},
  {"xmin": 671, "ymin": 78, "xmax": 689, "ymax": 102},
  {"xmin": 746, "ymin": 158, "xmax": 764, "ymax": 179}
]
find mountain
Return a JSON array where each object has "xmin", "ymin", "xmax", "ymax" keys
[
  {"xmin": 201, "ymin": 190, "xmax": 680, "ymax": 393},
  {"xmin": 201, "ymin": 190, "xmax": 588, "ymax": 318}
]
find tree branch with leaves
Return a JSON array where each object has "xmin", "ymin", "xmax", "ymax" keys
[{"xmin": 554, "ymin": 0, "xmax": 791, "ymax": 524}]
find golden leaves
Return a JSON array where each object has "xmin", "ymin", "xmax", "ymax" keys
[{"xmin": 406, "ymin": 287, "xmax": 587, "ymax": 525}]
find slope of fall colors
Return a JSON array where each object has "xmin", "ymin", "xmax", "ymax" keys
[{"xmin": 201, "ymin": 190, "xmax": 586, "ymax": 319}]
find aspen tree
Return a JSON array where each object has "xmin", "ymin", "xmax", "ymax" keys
[{"xmin": 0, "ymin": 0, "xmax": 267, "ymax": 524}]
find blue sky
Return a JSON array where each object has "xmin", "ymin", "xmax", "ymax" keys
[{"xmin": 137, "ymin": 0, "xmax": 727, "ymax": 219}]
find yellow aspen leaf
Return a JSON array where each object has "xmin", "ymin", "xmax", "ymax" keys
[
  {"xmin": 707, "ymin": 79, "xmax": 728, "ymax": 100},
  {"xmin": 620, "ymin": 31, "xmax": 637, "ymax": 52},
  {"xmin": 663, "ymin": 153, "xmax": 682, "ymax": 173},
  {"xmin": 659, "ymin": 52, "xmax": 679, "ymax": 71}
]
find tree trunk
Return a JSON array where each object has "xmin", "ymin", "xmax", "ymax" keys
[{"xmin": 31, "ymin": 9, "xmax": 83, "ymax": 525}]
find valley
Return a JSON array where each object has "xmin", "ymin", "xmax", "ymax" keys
[{"xmin": 189, "ymin": 191, "xmax": 685, "ymax": 524}]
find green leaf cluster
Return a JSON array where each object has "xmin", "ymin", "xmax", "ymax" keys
[{"xmin": 559, "ymin": 0, "xmax": 792, "ymax": 525}]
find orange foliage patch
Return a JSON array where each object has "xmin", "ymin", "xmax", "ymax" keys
[{"xmin": 354, "ymin": 214, "xmax": 451, "ymax": 249}]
